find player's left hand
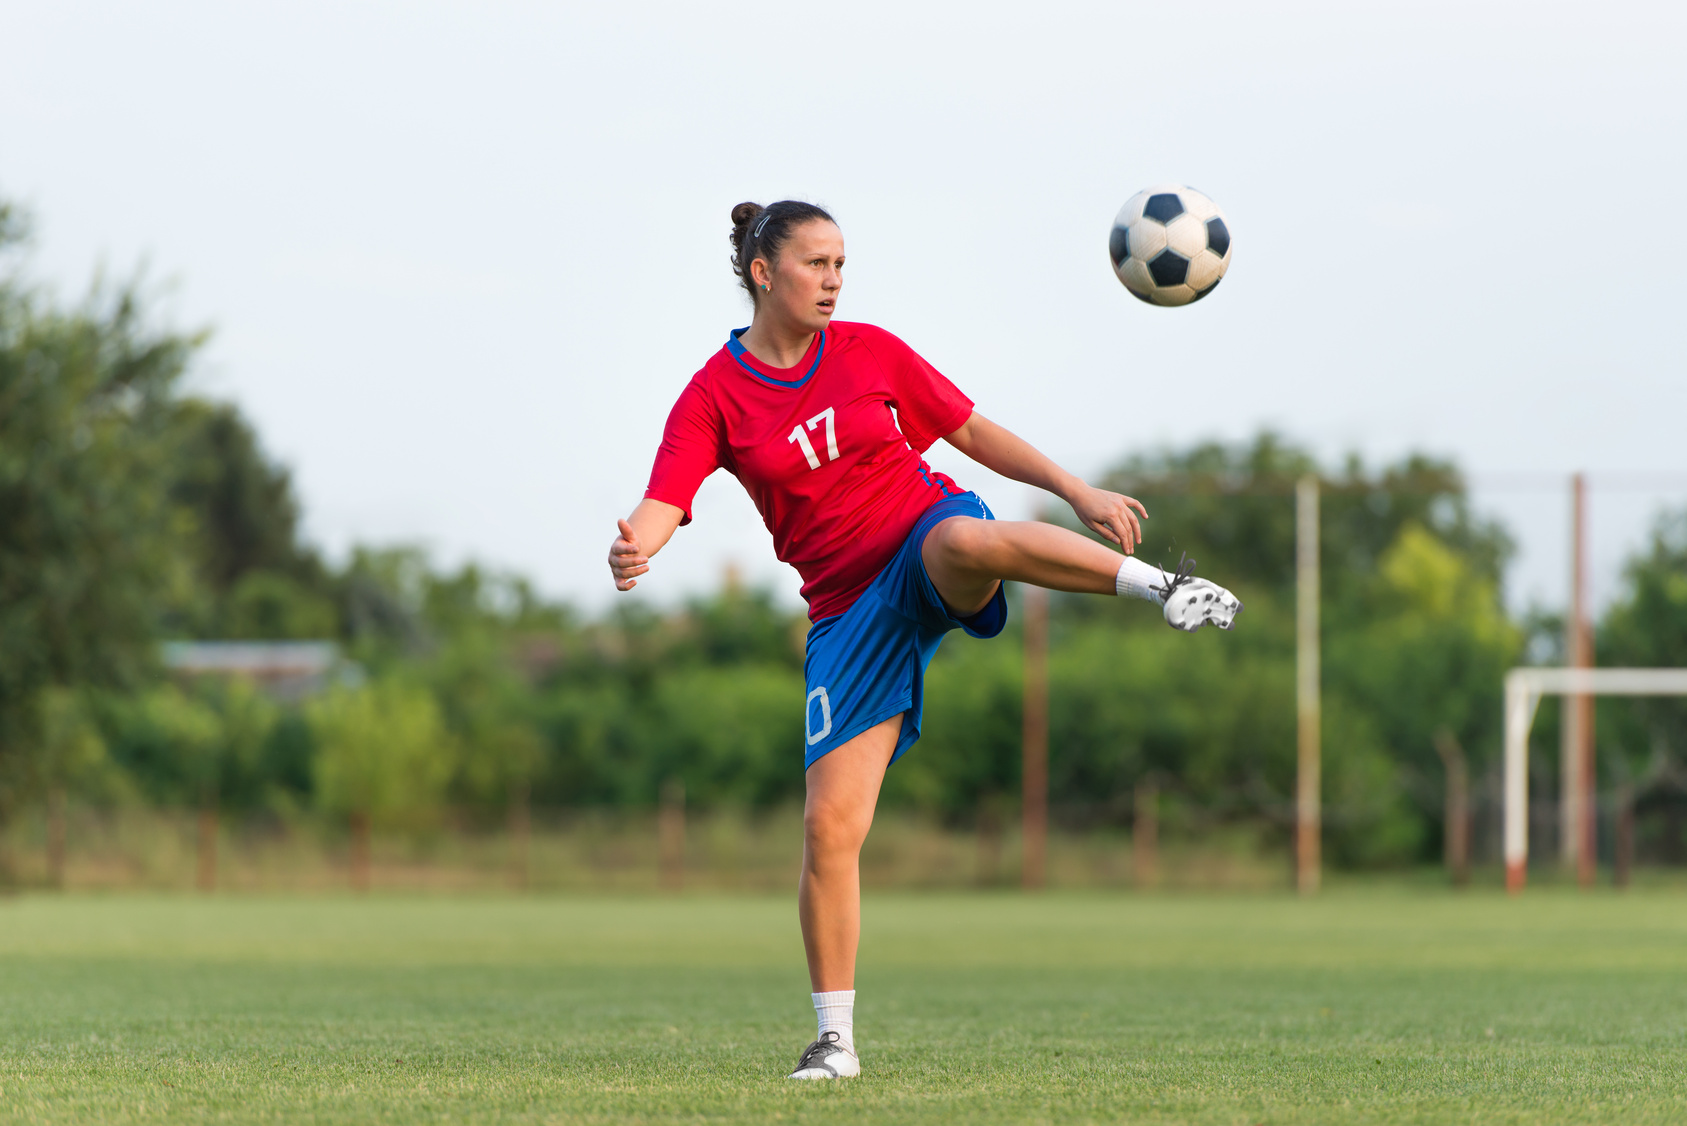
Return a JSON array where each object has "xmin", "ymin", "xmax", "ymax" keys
[
  {"xmin": 609, "ymin": 519, "xmax": 649, "ymax": 590},
  {"xmin": 1067, "ymin": 485, "xmax": 1147, "ymax": 553}
]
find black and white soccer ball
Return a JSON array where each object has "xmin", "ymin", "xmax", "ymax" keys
[{"xmin": 1109, "ymin": 185, "xmax": 1232, "ymax": 307}]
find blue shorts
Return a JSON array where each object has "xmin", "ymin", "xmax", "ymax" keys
[{"xmin": 802, "ymin": 491, "xmax": 1009, "ymax": 770}]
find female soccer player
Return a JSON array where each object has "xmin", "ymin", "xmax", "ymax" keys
[{"xmin": 609, "ymin": 200, "xmax": 1241, "ymax": 1080}]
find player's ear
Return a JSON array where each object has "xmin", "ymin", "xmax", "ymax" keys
[{"xmin": 749, "ymin": 256, "xmax": 773, "ymax": 290}]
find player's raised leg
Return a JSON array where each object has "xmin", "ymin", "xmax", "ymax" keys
[
  {"xmin": 921, "ymin": 516, "xmax": 1243, "ymax": 632},
  {"xmin": 789, "ymin": 714, "xmax": 901, "ymax": 1079}
]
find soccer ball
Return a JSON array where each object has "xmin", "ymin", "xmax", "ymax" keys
[{"xmin": 1109, "ymin": 185, "xmax": 1232, "ymax": 306}]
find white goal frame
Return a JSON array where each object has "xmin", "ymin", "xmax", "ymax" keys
[{"xmin": 1503, "ymin": 667, "xmax": 1687, "ymax": 892}]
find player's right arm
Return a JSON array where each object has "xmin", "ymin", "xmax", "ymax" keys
[
  {"xmin": 609, "ymin": 499, "xmax": 685, "ymax": 591},
  {"xmin": 618, "ymin": 371, "xmax": 721, "ymax": 592}
]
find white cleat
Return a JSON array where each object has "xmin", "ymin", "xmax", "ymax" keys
[
  {"xmin": 1150, "ymin": 554, "xmax": 1243, "ymax": 632},
  {"xmin": 788, "ymin": 1031, "xmax": 860, "ymax": 1079}
]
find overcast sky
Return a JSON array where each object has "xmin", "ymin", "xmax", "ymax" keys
[{"xmin": 4, "ymin": 0, "xmax": 1683, "ymax": 619}]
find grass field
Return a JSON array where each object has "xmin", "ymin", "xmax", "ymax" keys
[{"xmin": 3, "ymin": 890, "xmax": 1685, "ymax": 1124}]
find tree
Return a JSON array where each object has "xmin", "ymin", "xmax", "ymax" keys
[
  {"xmin": 166, "ymin": 401, "xmax": 314, "ymax": 588},
  {"xmin": 0, "ymin": 201, "xmax": 200, "ymax": 832},
  {"xmin": 155, "ymin": 397, "xmax": 337, "ymax": 640},
  {"xmin": 35, "ymin": 687, "xmax": 110, "ymax": 886},
  {"xmin": 219, "ymin": 571, "xmax": 338, "ymax": 641},
  {"xmin": 1094, "ymin": 433, "xmax": 1511, "ymax": 603},
  {"xmin": 1598, "ymin": 507, "xmax": 1687, "ymax": 859},
  {"xmin": 1019, "ymin": 435, "xmax": 1519, "ymax": 865},
  {"xmin": 1323, "ymin": 524, "xmax": 1521, "ymax": 865},
  {"xmin": 308, "ymin": 680, "xmax": 456, "ymax": 889}
]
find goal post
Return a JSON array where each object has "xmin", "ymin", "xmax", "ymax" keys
[{"xmin": 1503, "ymin": 667, "xmax": 1687, "ymax": 892}]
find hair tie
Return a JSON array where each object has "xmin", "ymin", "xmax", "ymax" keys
[{"xmin": 753, "ymin": 213, "xmax": 772, "ymax": 238}]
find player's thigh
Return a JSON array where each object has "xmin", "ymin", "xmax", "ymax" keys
[
  {"xmin": 920, "ymin": 516, "xmax": 1002, "ymax": 617},
  {"xmin": 803, "ymin": 713, "xmax": 902, "ymax": 850}
]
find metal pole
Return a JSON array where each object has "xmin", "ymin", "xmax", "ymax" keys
[
  {"xmin": 1504, "ymin": 672, "xmax": 1531, "ymax": 893},
  {"xmin": 1560, "ymin": 479, "xmax": 1578, "ymax": 870},
  {"xmin": 1295, "ymin": 476, "xmax": 1321, "ymax": 895},
  {"xmin": 1021, "ymin": 584, "xmax": 1049, "ymax": 890},
  {"xmin": 1562, "ymin": 473, "xmax": 1592, "ymax": 877},
  {"xmin": 1572, "ymin": 475, "xmax": 1597, "ymax": 888}
]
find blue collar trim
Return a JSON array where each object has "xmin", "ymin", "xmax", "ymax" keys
[{"xmin": 726, "ymin": 327, "xmax": 825, "ymax": 389}]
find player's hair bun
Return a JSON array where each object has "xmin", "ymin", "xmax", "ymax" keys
[
  {"xmin": 727, "ymin": 199, "xmax": 837, "ymax": 306},
  {"xmin": 729, "ymin": 202, "xmax": 764, "ymax": 276},
  {"xmin": 730, "ymin": 201, "xmax": 764, "ymax": 230}
]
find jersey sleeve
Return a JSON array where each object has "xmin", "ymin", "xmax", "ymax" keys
[
  {"xmin": 643, "ymin": 376, "xmax": 722, "ymax": 525},
  {"xmin": 857, "ymin": 325, "xmax": 974, "ymax": 452}
]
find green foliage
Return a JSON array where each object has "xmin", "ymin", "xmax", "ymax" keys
[
  {"xmin": 535, "ymin": 661, "xmax": 805, "ymax": 808},
  {"xmin": 0, "ymin": 199, "xmax": 28, "ymax": 250},
  {"xmin": 99, "ymin": 680, "xmax": 280, "ymax": 808},
  {"xmin": 0, "ymin": 245, "xmax": 198, "ymax": 809},
  {"xmin": 0, "ymin": 283, "xmax": 193, "ymax": 689},
  {"xmin": 1599, "ymin": 507, "xmax": 1687, "ymax": 783},
  {"xmin": 648, "ymin": 664, "xmax": 805, "ymax": 806},
  {"xmin": 987, "ymin": 442, "xmax": 1522, "ymax": 865},
  {"xmin": 338, "ymin": 547, "xmax": 433, "ymax": 661},
  {"xmin": 220, "ymin": 570, "xmax": 339, "ymax": 640},
  {"xmin": 1096, "ymin": 433, "xmax": 1512, "ymax": 605},
  {"xmin": 35, "ymin": 687, "xmax": 114, "ymax": 797},
  {"xmin": 1600, "ymin": 508, "xmax": 1687, "ymax": 671},
  {"xmin": 309, "ymin": 680, "xmax": 456, "ymax": 828},
  {"xmin": 884, "ymin": 633, "xmax": 1023, "ymax": 814},
  {"xmin": 457, "ymin": 723, "xmax": 544, "ymax": 807},
  {"xmin": 103, "ymin": 685, "xmax": 221, "ymax": 803},
  {"xmin": 0, "ymin": 193, "xmax": 328, "ymax": 820},
  {"xmin": 165, "ymin": 399, "xmax": 325, "ymax": 596},
  {"xmin": 4, "ymin": 189, "xmax": 1675, "ymax": 869},
  {"xmin": 1334, "ymin": 523, "xmax": 1520, "ymax": 746},
  {"xmin": 157, "ymin": 407, "xmax": 337, "ymax": 640},
  {"xmin": 1324, "ymin": 523, "xmax": 1521, "ymax": 862}
]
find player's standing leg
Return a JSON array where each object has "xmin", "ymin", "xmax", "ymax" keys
[{"xmin": 788, "ymin": 715, "xmax": 901, "ymax": 1079}]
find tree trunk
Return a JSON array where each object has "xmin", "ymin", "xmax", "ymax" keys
[
  {"xmin": 196, "ymin": 801, "xmax": 218, "ymax": 893},
  {"xmin": 46, "ymin": 786, "xmax": 67, "ymax": 890},
  {"xmin": 1133, "ymin": 776, "xmax": 1159, "ymax": 889},
  {"xmin": 1021, "ymin": 585, "xmax": 1049, "ymax": 891},
  {"xmin": 658, "ymin": 778, "xmax": 685, "ymax": 892},
  {"xmin": 349, "ymin": 811, "xmax": 371, "ymax": 892},
  {"xmin": 1434, "ymin": 729, "xmax": 1470, "ymax": 887},
  {"xmin": 508, "ymin": 782, "xmax": 531, "ymax": 891},
  {"xmin": 1614, "ymin": 781, "xmax": 1634, "ymax": 890},
  {"xmin": 976, "ymin": 795, "xmax": 1003, "ymax": 887}
]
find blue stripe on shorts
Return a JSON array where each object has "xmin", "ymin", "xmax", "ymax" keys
[{"xmin": 802, "ymin": 491, "xmax": 1010, "ymax": 770}]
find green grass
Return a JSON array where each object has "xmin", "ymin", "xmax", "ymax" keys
[{"xmin": 2, "ymin": 890, "xmax": 1685, "ymax": 1123}]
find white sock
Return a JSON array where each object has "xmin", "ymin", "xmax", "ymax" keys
[
  {"xmin": 1115, "ymin": 556, "xmax": 1168, "ymax": 604},
  {"xmin": 812, "ymin": 990, "xmax": 855, "ymax": 1053}
]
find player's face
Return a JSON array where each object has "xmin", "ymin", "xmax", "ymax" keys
[{"xmin": 764, "ymin": 221, "xmax": 844, "ymax": 333}]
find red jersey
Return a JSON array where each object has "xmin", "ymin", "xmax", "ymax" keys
[{"xmin": 644, "ymin": 321, "xmax": 974, "ymax": 621}]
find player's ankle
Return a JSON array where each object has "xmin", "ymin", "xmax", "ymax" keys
[
  {"xmin": 1114, "ymin": 556, "xmax": 1166, "ymax": 603},
  {"xmin": 812, "ymin": 989, "xmax": 856, "ymax": 1053}
]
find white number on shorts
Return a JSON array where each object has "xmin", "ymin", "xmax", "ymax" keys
[
  {"xmin": 806, "ymin": 686, "xmax": 832, "ymax": 745},
  {"xmin": 787, "ymin": 407, "xmax": 839, "ymax": 471}
]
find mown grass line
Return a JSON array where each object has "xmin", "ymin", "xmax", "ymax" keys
[{"xmin": 2, "ymin": 890, "xmax": 1684, "ymax": 1123}]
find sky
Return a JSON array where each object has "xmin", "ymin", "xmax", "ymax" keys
[{"xmin": 3, "ymin": 0, "xmax": 1684, "ymax": 620}]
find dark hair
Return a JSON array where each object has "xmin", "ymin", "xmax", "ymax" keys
[{"xmin": 729, "ymin": 200, "xmax": 837, "ymax": 303}]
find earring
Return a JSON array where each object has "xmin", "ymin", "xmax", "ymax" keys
[{"xmin": 762, "ymin": 284, "xmax": 769, "ymax": 292}]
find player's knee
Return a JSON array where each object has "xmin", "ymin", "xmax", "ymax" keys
[
  {"xmin": 804, "ymin": 799, "xmax": 867, "ymax": 858},
  {"xmin": 927, "ymin": 517, "xmax": 993, "ymax": 571}
]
